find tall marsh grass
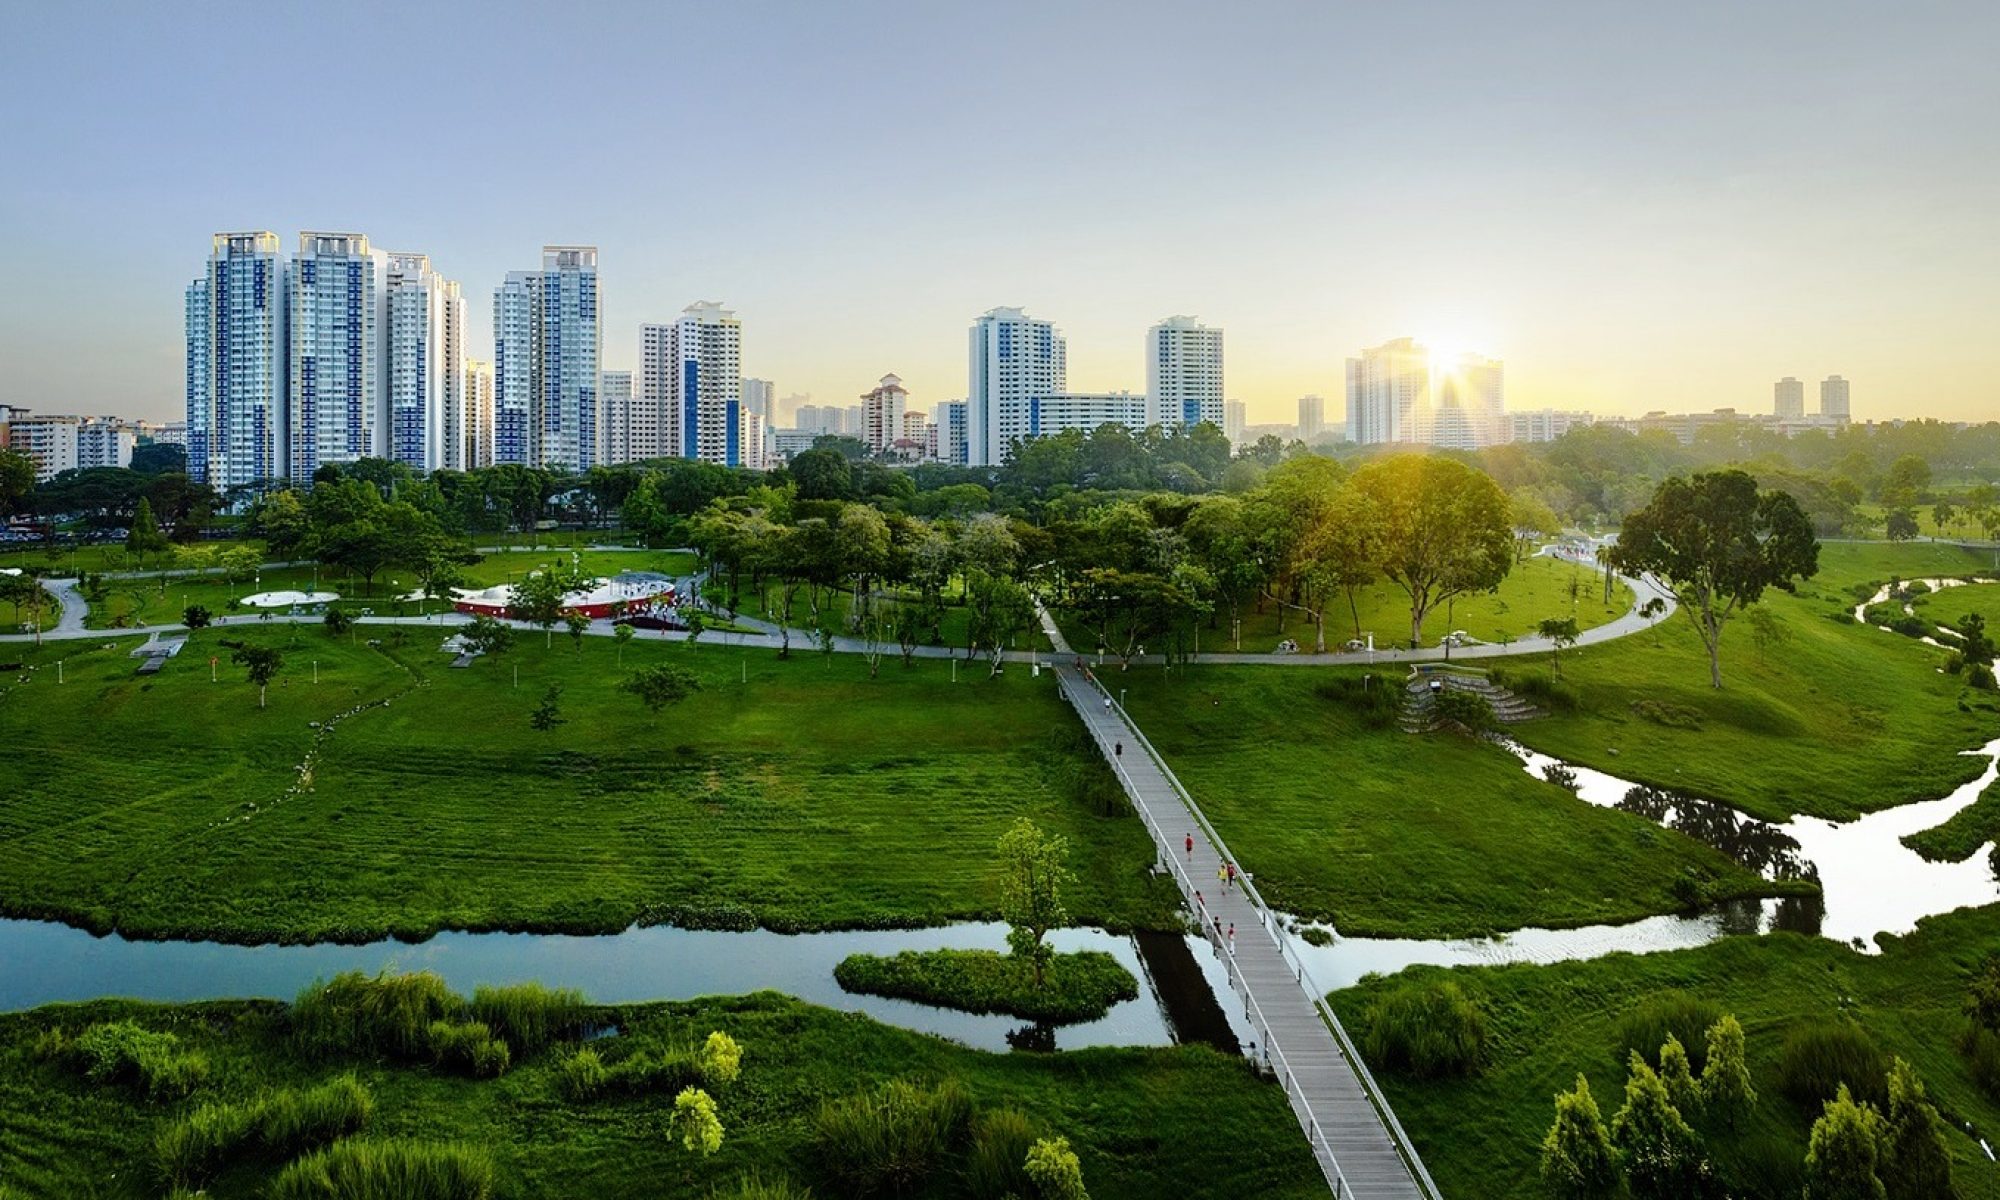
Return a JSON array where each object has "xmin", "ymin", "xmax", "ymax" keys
[
  {"xmin": 156, "ymin": 1075, "xmax": 372, "ymax": 1186},
  {"xmin": 812, "ymin": 1077, "xmax": 973, "ymax": 1197},
  {"xmin": 267, "ymin": 1139, "xmax": 494, "ymax": 1200},
  {"xmin": 1361, "ymin": 981, "xmax": 1487, "ymax": 1078}
]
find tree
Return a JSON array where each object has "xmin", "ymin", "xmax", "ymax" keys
[
  {"xmin": 1746, "ymin": 604, "xmax": 1790, "ymax": 663},
  {"xmin": 1538, "ymin": 616, "xmax": 1580, "ymax": 677},
  {"xmin": 529, "ymin": 683, "xmax": 566, "ymax": 731},
  {"xmin": 564, "ymin": 609, "xmax": 591, "ymax": 653},
  {"xmin": 1881, "ymin": 1058, "xmax": 1953, "ymax": 1200},
  {"xmin": 1954, "ymin": 611, "xmax": 1994, "ymax": 666},
  {"xmin": 1539, "ymin": 1074, "xmax": 1618, "ymax": 1200},
  {"xmin": 182, "ymin": 604, "xmax": 213, "ymax": 629},
  {"xmin": 511, "ymin": 566, "xmax": 579, "ymax": 648},
  {"xmin": 323, "ymin": 607, "xmax": 353, "ymax": 638},
  {"xmin": 126, "ymin": 497, "xmax": 171, "ymax": 564},
  {"xmin": 998, "ymin": 819, "xmax": 1073, "ymax": 988},
  {"xmin": 231, "ymin": 645, "xmax": 284, "ymax": 709},
  {"xmin": 1885, "ymin": 508, "xmax": 1919, "ymax": 542},
  {"xmin": 1658, "ymin": 1034, "xmax": 1703, "ymax": 1116},
  {"xmin": 1803, "ymin": 1084, "xmax": 1887, "ymax": 1200},
  {"xmin": 0, "ymin": 449, "xmax": 34, "ymax": 519},
  {"xmin": 460, "ymin": 614, "xmax": 515, "ymax": 659},
  {"xmin": 1023, "ymin": 1136, "xmax": 1089, "ymax": 1200},
  {"xmin": 1609, "ymin": 1053, "xmax": 1707, "ymax": 1200},
  {"xmin": 968, "ymin": 572, "xmax": 1037, "ymax": 676},
  {"xmin": 1699, "ymin": 1015, "xmax": 1755, "ymax": 1129},
  {"xmin": 619, "ymin": 663, "xmax": 702, "ymax": 713},
  {"xmin": 0, "ymin": 573, "xmax": 49, "ymax": 646},
  {"xmin": 613, "ymin": 621, "xmax": 635, "ymax": 665},
  {"xmin": 789, "ymin": 448, "xmax": 855, "ymax": 500},
  {"xmin": 1351, "ymin": 455, "xmax": 1513, "ymax": 646},
  {"xmin": 1880, "ymin": 454, "xmax": 1931, "ymax": 506},
  {"xmin": 670, "ymin": 1086, "xmax": 724, "ymax": 1156},
  {"xmin": 1641, "ymin": 596, "xmax": 1668, "ymax": 642},
  {"xmin": 1604, "ymin": 470, "xmax": 1820, "ymax": 689}
]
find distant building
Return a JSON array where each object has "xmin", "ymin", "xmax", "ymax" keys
[
  {"xmin": 1345, "ymin": 337, "xmax": 1428, "ymax": 445},
  {"xmin": 1429, "ymin": 352, "xmax": 1504, "ymax": 450},
  {"xmin": 1820, "ymin": 376, "xmax": 1851, "ymax": 421},
  {"xmin": 1025, "ymin": 391, "xmax": 1149, "ymax": 443},
  {"xmin": 931, "ymin": 400, "xmax": 969, "ymax": 465},
  {"xmin": 968, "ymin": 307, "xmax": 1066, "ymax": 466},
  {"xmin": 1506, "ymin": 409, "xmax": 1596, "ymax": 444},
  {"xmin": 493, "ymin": 245, "xmax": 601, "ymax": 470},
  {"xmin": 464, "ymin": 359, "xmax": 494, "ymax": 468},
  {"xmin": 289, "ymin": 232, "xmax": 387, "ymax": 478},
  {"xmin": 769, "ymin": 427, "xmax": 819, "ymax": 461},
  {"xmin": 188, "ymin": 231, "xmax": 287, "ymax": 487},
  {"xmin": 1774, "ymin": 376, "xmax": 1805, "ymax": 419},
  {"xmin": 1224, "ymin": 398, "xmax": 1247, "ymax": 446},
  {"xmin": 1297, "ymin": 394, "xmax": 1326, "ymax": 440},
  {"xmin": 78, "ymin": 418, "xmax": 136, "ymax": 471},
  {"xmin": 600, "ymin": 370, "xmax": 635, "ymax": 464},
  {"xmin": 739, "ymin": 378, "xmax": 775, "ymax": 422},
  {"xmin": 1146, "ymin": 315, "xmax": 1224, "ymax": 430},
  {"xmin": 1, "ymin": 415, "xmax": 132, "ymax": 480},
  {"xmin": 861, "ymin": 374, "xmax": 909, "ymax": 455},
  {"xmin": 643, "ymin": 301, "xmax": 743, "ymax": 464},
  {"xmin": 383, "ymin": 251, "xmax": 465, "ymax": 473}
]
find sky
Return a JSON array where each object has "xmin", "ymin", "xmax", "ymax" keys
[{"xmin": 3, "ymin": 0, "xmax": 1997, "ymax": 428}]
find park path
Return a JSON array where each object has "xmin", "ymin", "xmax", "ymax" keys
[{"xmin": 1055, "ymin": 661, "xmax": 1437, "ymax": 1199}]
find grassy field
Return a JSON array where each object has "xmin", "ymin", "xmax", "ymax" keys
[
  {"xmin": 0, "ymin": 991, "xmax": 1320, "ymax": 1199},
  {"xmin": 1913, "ymin": 579, "xmax": 2000, "ymax": 632},
  {"xmin": 0, "ymin": 630, "xmax": 1173, "ymax": 942},
  {"xmin": 84, "ymin": 549, "xmax": 699, "ymax": 629},
  {"xmin": 1505, "ymin": 542, "xmax": 1999, "ymax": 823},
  {"xmin": 1062, "ymin": 553, "xmax": 1633, "ymax": 656},
  {"xmin": 1330, "ymin": 905, "xmax": 2000, "ymax": 1200},
  {"xmin": 1114, "ymin": 666, "xmax": 1788, "ymax": 938}
]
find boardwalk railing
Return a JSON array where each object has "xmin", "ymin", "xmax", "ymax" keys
[{"xmin": 1058, "ymin": 666, "xmax": 1444, "ymax": 1200}]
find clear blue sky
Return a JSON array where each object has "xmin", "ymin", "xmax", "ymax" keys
[{"xmin": 4, "ymin": 0, "xmax": 1996, "ymax": 425}]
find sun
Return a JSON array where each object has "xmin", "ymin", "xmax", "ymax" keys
[{"xmin": 1419, "ymin": 331, "xmax": 1478, "ymax": 372}]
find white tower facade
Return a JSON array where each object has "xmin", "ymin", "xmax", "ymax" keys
[
  {"xmin": 537, "ymin": 246, "xmax": 602, "ymax": 471},
  {"xmin": 464, "ymin": 358, "xmax": 494, "ymax": 469},
  {"xmin": 493, "ymin": 273, "xmax": 535, "ymax": 466},
  {"xmin": 643, "ymin": 301, "xmax": 744, "ymax": 465},
  {"xmin": 968, "ymin": 307, "xmax": 1066, "ymax": 466},
  {"xmin": 1146, "ymin": 315, "xmax": 1224, "ymax": 430},
  {"xmin": 1774, "ymin": 377, "xmax": 1805, "ymax": 419},
  {"xmin": 192, "ymin": 231, "xmax": 288, "ymax": 489},
  {"xmin": 600, "ymin": 370, "xmax": 635, "ymax": 464},
  {"xmin": 383, "ymin": 252, "xmax": 464, "ymax": 473},
  {"xmin": 287, "ymin": 232, "xmax": 388, "ymax": 479},
  {"xmin": 1820, "ymin": 375, "xmax": 1851, "ymax": 421},
  {"xmin": 1345, "ymin": 337, "xmax": 1430, "ymax": 446},
  {"xmin": 862, "ymin": 374, "xmax": 909, "ymax": 455}
]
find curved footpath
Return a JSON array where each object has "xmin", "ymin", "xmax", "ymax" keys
[{"xmin": 3, "ymin": 559, "xmax": 1676, "ymax": 669}]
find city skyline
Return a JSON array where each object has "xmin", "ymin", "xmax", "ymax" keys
[{"xmin": 4, "ymin": 2, "xmax": 1998, "ymax": 426}]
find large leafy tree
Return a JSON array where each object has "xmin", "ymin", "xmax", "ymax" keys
[
  {"xmin": 0, "ymin": 450, "xmax": 33, "ymax": 519},
  {"xmin": 1604, "ymin": 469, "xmax": 1819, "ymax": 689},
  {"xmin": 1609, "ymin": 1053, "xmax": 1708, "ymax": 1200},
  {"xmin": 231, "ymin": 644, "xmax": 284, "ymax": 710},
  {"xmin": 1539, "ymin": 1074, "xmax": 1618, "ymax": 1200},
  {"xmin": 1803, "ymin": 1084, "xmax": 1887, "ymax": 1200},
  {"xmin": 1351, "ymin": 454, "xmax": 1513, "ymax": 646},
  {"xmin": 1881, "ymin": 1058, "xmax": 1953, "ymax": 1200},
  {"xmin": 997, "ymin": 819, "xmax": 1073, "ymax": 988}
]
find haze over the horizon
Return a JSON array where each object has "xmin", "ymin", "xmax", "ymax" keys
[{"xmin": 3, "ymin": 0, "xmax": 1996, "ymax": 428}]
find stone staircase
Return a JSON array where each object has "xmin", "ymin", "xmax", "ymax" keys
[{"xmin": 1400, "ymin": 667, "xmax": 1543, "ymax": 732}]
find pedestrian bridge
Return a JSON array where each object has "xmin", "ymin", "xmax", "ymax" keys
[{"xmin": 1055, "ymin": 663, "xmax": 1441, "ymax": 1199}]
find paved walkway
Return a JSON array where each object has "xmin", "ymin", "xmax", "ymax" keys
[{"xmin": 1056, "ymin": 662, "xmax": 1437, "ymax": 1199}]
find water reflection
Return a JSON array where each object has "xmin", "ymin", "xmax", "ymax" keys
[{"xmin": 1616, "ymin": 785, "xmax": 1819, "ymax": 886}]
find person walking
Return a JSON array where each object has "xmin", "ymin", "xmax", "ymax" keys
[
  {"xmin": 1226, "ymin": 862, "xmax": 1238, "ymax": 888},
  {"xmin": 1185, "ymin": 832, "xmax": 1194, "ymax": 858},
  {"xmin": 1227, "ymin": 922, "xmax": 1236, "ymax": 956},
  {"xmin": 1195, "ymin": 890, "xmax": 1204, "ymax": 912},
  {"xmin": 1114, "ymin": 741, "xmax": 1122, "ymax": 757}
]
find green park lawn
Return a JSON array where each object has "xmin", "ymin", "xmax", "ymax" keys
[
  {"xmin": 1506, "ymin": 542, "xmax": 1999, "ymax": 823},
  {"xmin": 0, "ymin": 992, "xmax": 1319, "ymax": 1200},
  {"xmin": 83, "ymin": 548, "xmax": 698, "ymax": 629},
  {"xmin": 0, "ymin": 631, "xmax": 1172, "ymax": 943},
  {"xmin": 1114, "ymin": 665, "xmax": 1787, "ymax": 939},
  {"xmin": 1331, "ymin": 905, "xmax": 2000, "ymax": 1200},
  {"xmin": 1912, "ymin": 578, "xmax": 2000, "ymax": 632},
  {"xmin": 1062, "ymin": 553, "xmax": 1632, "ymax": 657}
]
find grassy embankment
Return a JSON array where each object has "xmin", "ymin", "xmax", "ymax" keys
[
  {"xmin": 1116, "ymin": 665, "xmax": 1787, "ymax": 939},
  {"xmin": 1502, "ymin": 540, "xmax": 1999, "ymax": 823},
  {"xmin": 83, "ymin": 548, "xmax": 698, "ymax": 629},
  {"xmin": 1331, "ymin": 905, "xmax": 2000, "ymax": 1200},
  {"xmin": 834, "ymin": 950, "xmax": 1139, "ymax": 1024},
  {"xmin": 0, "ymin": 630, "xmax": 1172, "ymax": 943},
  {"xmin": 1060, "ymin": 553, "xmax": 1631, "ymax": 657},
  {"xmin": 0, "ymin": 990, "xmax": 1318, "ymax": 1199}
]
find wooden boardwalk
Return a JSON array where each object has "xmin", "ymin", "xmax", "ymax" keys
[{"xmin": 1054, "ymin": 662, "xmax": 1439, "ymax": 1199}]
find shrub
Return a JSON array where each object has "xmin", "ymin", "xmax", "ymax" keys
[
  {"xmin": 1963, "ymin": 1025, "xmax": 2000, "ymax": 1099},
  {"xmin": 267, "ymin": 1139, "xmax": 494, "ymax": 1200},
  {"xmin": 701, "ymin": 1030, "xmax": 743, "ymax": 1086},
  {"xmin": 812, "ymin": 1078, "xmax": 974, "ymax": 1197},
  {"xmin": 294, "ymin": 971, "xmax": 464, "ymax": 1058},
  {"xmin": 1971, "ymin": 663, "xmax": 1997, "ymax": 691},
  {"xmin": 1313, "ymin": 675, "xmax": 1399, "ymax": 730},
  {"xmin": 426, "ymin": 1021, "xmax": 511, "ymax": 1078},
  {"xmin": 157, "ymin": 1076, "xmax": 372, "ymax": 1186},
  {"xmin": 1023, "ymin": 1136, "xmax": 1089, "ymax": 1200},
  {"xmin": 1495, "ymin": 667, "xmax": 1581, "ymax": 713},
  {"xmin": 555, "ymin": 1046, "xmax": 612, "ymax": 1101},
  {"xmin": 470, "ymin": 982, "xmax": 589, "ymax": 1053},
  {"xmin": 833, "ymin": 949, "xmax": 1138, "ymax": 1024},
  {"xmin": 715, "ymin": 1172, "xmax": 816, "ymax": 1200},
  {"xmin": 1361, "ymin": 981, "xmax": 1487, "ymax": 1078},
  {"xmin": 672, "ymin": 1086, "xmax": 725, "ymax": 1156},
  {"xmin": 1429, "ymin": 688, "xmax": 1494, "ymax": 733},
  {"xmin": 65, "ymin": 1020, "xmax": 209, "ymax": 1100},
  {"xmin": 1778, "ymin": 1019, "xmax": 1889, "ymax": 1110},
  {"xmin": 1629, "ymin": 698, "xmax": 1703, "ymax": 730},
  {"xmin": 1615, "ymin": 992, "xmax": 1722, "ymax": 1074},
  {"xmin": 964, "ymin": 1107, "xmax": 1038, "ymax": 1199}
]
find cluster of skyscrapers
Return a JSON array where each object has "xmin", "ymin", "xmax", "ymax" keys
[{"xmin": 185, "ymin": 235, "xmax": 762, "ymax": 489}]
